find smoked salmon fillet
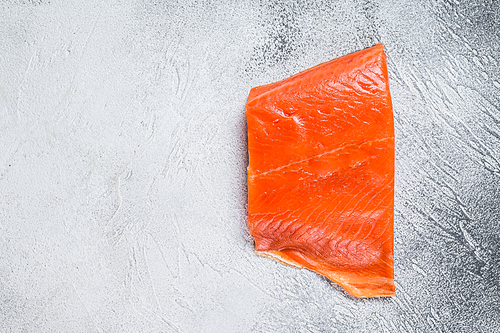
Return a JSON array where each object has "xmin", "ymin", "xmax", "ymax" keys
[{"xmin": 246, "ymin": 43, "xmax": 395, "ymax": 298}]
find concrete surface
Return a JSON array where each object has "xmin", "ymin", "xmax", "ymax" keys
[{"xmin": 1, "ymin": 0, "xmax": 499, "ymax": 332}]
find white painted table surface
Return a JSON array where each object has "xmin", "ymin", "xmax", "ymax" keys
[{"xmin": 1, "ymin": 1, "xmax": 499, "ymax": 332}]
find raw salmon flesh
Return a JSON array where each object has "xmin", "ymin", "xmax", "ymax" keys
[{"xmin": 246, "ymin": 43, "xmax": 395, "ymax": 298}]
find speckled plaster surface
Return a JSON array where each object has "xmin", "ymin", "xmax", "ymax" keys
[{"xmin": 1, "ymin": 0, "xmax": 499, "ymax": 332}]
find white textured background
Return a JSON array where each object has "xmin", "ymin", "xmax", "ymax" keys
[{"xmin": 1, "ymin": 0, "xmax": 499, "ymax": 332}]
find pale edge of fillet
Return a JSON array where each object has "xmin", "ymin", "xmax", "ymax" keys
[
  {"xmin": 255, "ymin": 250, "xmax": 395, "ymax": 298},
  {"xmin": 255, "ymin": 250, "xmax": 304, "ymax": 269}
]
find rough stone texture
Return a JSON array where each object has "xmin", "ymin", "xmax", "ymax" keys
[{"xmin": 0, "ymin": 0, "xmax": 499, "ymax": 332}]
